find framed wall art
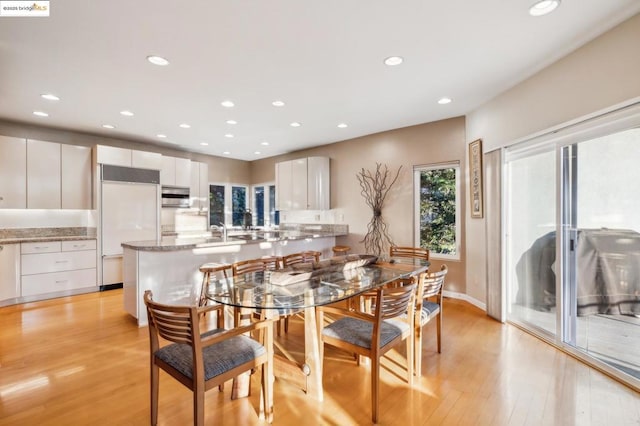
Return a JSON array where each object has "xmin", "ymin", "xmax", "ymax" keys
[{"xmin": 469, "ymin": 139, "xmax": 484, "ymax": 218}]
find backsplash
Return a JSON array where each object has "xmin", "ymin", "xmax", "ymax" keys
[{"xmin": 0, "ymin": 226, "xmax": 97, "ymax": 239}]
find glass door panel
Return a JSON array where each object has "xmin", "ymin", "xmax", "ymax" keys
[
  {"xmin": 566, "ymin": 128, "xmax": 640, "ymax": 379},
  {"xmin": 506, "ymin": 148, "xmax": 557, "ymax": 336}
]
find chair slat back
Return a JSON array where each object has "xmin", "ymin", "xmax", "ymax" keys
[
  {"xmin": 420, "ymin": 265, "xmax": 448, "ymax": 300},
  {"xmin": 379, "ymin": 279, "xmax": 415, "ymax": 320},
  {"xmin": 260, "ymin": 256, "xmax": 283, "ymax": 271},
  {"xmin": 144, "ymin": 291, "xmax": 196, "ymax": 346},
  {"xmin": 389, "ymin": 246, "xmax": 429, "ymax": 261},
  {"xmin": 233, "ymin": 259, "xmax": 268, "ymax": 276},
  {"xmin": 282, "ymin": 251, "xmax": 321, "ymax": 267}
]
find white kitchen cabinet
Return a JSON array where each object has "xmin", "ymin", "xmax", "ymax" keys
[
  {"xmin": 96, "ymin": 145, "xmax": 161, "ymax": 170},
  {"xmin": 61, "ymin": 144, "xmax": 92, "ymax": 209},
  {"xmin": 0, "ymin": 244, "xmax": 20, "ymax": 302},
  {"xmin": 95, "ymin": 145, "xmax": 131, "ymax": 167},
  {"xmin": 27, "ymin": 139, "xmax": 62, "ymax": 209},
  {"xmin": 132, "ymin": 150, "xmax": 162, "ymax": 170},
  {"xmin": 275, "ymin": 156, "xmax": 330, "ymax": 210},
  {"xmin": 0, "ymin": 135, "xmax": 27, "ymax": 209},
  {"xmin": 20, "ymin": 239, "xmax": 97, "ymax": 297},
  {"xmin": 189, "ymin": 161, "xmax": 209, "ymax": 211},
  {"xmin": 161, "ymin": 156, "xmax": 191, "ymax": 186}
]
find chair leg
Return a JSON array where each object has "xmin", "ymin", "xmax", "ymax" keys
[
  {"xmin": 151, "ymin": 362, "xmax": 159, "ymax": 426},
  {"xmin": 414, "ymin": 326, "xmax": 422, "ymax": 377},
  {"xmin": 406, "ymin": 335, "xmax": 413, "ymax": 385},
  {"xmin": 436, "ymin": 314, "xmax": 442, "ymax": 353},
  {"xmin": 276, "ymin": 319, "xmax": 282, "ymax": 337},
  {"xmin": 194, "ymin": 385, "xmax": 205, "ymax": 426},
  {"xmin": 284, "ymin": 316, "xmax": 289, "ymax": 333},
  {"xmin": 371, "ymin": 356, "xmax": 380, "ymax": 424}
]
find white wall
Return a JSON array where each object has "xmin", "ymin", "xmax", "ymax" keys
[{"xmin": 465, "ymin": 13, "xmax": 640, "ymax": 303}]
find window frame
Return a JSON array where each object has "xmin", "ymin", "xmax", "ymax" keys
[{"xmin": 413, "ymin": 161, "xmax": 461, "ymax": 260}]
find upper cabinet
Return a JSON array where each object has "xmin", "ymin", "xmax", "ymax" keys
[
  {"xmin": 276, "ymin": 156, "xmax": 330, "ymax": 211},
  {"xmin": 0, "ymin": 135, "xmax": 27, "ymax": 209},
  {"xmin": 27, "ymin": 139, "xmax": 62, "ymax": 209},
  {"xmin": 189, "ymin": 161, "xmax": 208, "ymax": 211},
  {"xmin": 61, "ymin": 144, "xmax": 92, "ymax": 209},
  {"xmin": 161, "ymin": 156, "xmax": 191, "ymax": 187},
  {"xmin": 95, "ymin": 145, "xmax": 162, "ymax": 170}
]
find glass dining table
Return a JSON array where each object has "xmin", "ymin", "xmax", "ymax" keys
[{"xmin": 205, "ymin": 256, "xmax": 429, "ymax": 401}]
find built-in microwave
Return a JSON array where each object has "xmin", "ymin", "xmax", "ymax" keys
[{"xmin": 161, "ymin": 186, "xmax": 190, "ymax": 208}]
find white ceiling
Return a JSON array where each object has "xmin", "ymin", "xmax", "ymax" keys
[{"xmin": 1, "ymin": 1, "xmax": 638, "ymax": 161}]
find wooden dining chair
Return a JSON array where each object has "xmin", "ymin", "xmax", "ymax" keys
[
  {"xmin": 143, "ymin": 290, "xmax": 274, "ymax": 425},
  {"xmin": 282, "ymin": 250, "xmax": 321, "ymax": 267},
  {"xmin": 260, "ymin": 256, "xmax": 283, "ymax": 271},
  {"xmin": 389, "ymin": 245, "xmax": 430, "ymax": 261},
  {"xmin": 413, "ymin": 265, "xmax": 447, "ymax": 377},
  {"xmin": 317, "ymin": 278, "xmax": 416, "ymax": 423},
  {"xmin": 198, "ymin": 262, "xmax": 232, "ymax": 327},
  {"xmin": 232, "ymin": 258, "xmax": 269, "ymax": 276}
]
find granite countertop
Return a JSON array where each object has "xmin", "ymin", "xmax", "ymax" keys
[
  {"xmin": 122, "ymin": 230, "xmax": 347, "ymax": 252},
  {"xmin": 0, "ymin": 227, "xmax": 97, "ymax": 245}
]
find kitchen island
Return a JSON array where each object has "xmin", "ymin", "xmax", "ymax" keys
[{"xmin": 122, "ymin": 225, "xmax": 347, "ymax": 326}]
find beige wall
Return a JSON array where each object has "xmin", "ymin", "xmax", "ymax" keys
[
  {"xmin": 0, "ymin": 119, "xmax": 251, "ymax": 184},
  {"xmin": 251, "ymin": 117, "xmax": 468, "ymax": 293},
  {"xmin": 465, "ymin": 13, "xmax": 640, "ymax": 304}
]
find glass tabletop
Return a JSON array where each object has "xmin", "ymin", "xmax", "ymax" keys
[{"xmin": 206, "ymin": 258, "xmax": 429, "ymax": 313}]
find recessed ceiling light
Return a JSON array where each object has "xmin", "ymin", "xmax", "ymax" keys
[
  {"xmin": 179, "ymin": 123, "xmax": 191, "ymax": 129},
  {"xmin": 223, "ymin": 151, "xmax": 231, "ymax": 155},
  {"xmin": 438, "ymin": 97, "xmax": 452, "ymax": 105},
  {"xmin": 221, "ymin": 100, "xmax": 235, "ymax": 108},
  {"xmin": 261, "ymin": 141, "xmax": 269, "ymax": 146},
  {"xmin": 254, "ymin": 151, "xmax": 261, "ymax": 155},
  {"xmin": 224, "ymin": 134, "xmax": 234, "ymax": 138},
  {"xmin": 226, "ymin": 120, "xmax": 237, "ymax": 125},
  {"xmin": 102, "ymin": 124, "xmax": 115, "ymax": 129},
  {"xmin": 147, "ymin": 55, "xmax": 170, "ymax": 66},
  {"xmin": 200, "ymin": 142, "xmax": 208, "ymax": 146},
  {"xmin": 41, "ymin": 93, "xmax": 60, "ymax": 101},
  {"xmin": 529, "ymin": 0, "xmax": 560, "ymax": 16},
  {"xmin": 33, "ymin": 111, "xmax": 48, "ymax": 117},
  {"xmin": 290, "ymin": 122, "xmax": 301, "ymax": 127},
  {"xmin": 337, "ymin": 123, "xmax": 348, "ymax": 128},
  {"xmin": 157, "ymin": 134, "xmax": 167, "ymax": 138},
  {"xmin": 272, "ymin": 100, "xmax": 285, "ymax": 107},
  {"xmin": 120, "ymin": 110, "xmax": 134, "ymax": 117},
  {"xmin": 384, "ymin": 56, "xmax": 403, "ymax": 66}
]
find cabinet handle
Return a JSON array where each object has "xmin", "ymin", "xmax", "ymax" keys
[
  {"xmin": 55, "ymin": 280, "xmax": 69, "ymax": 284},
  {"xmin": 0, "ymin": 196, "xmax": 3, "ymax": 201},
  {"xmin": 0, "ymin": 246, "xmax": 3, "ymax": 252},
  {"xmin": 55, "ymin": 260, "xmax": 69, "ymax": 264},
  {"xmin": 35, "ymin": 246, "xmax": 48, "ymax": 250},
  {"xmin": 73, "ymin": 244, "xmax": 86, "ymax": 248}
]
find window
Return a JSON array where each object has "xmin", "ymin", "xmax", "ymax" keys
[
  {"xmin": 253, "ymin": 186, "xmax": 265, "ymax": 226},
  {"xmin": 252, "ymin": 183, "xmax": 279, "ymax": 228},
  {"xmin": 231, "ymin": 186, "xmax": 247, "ymax": 226},
  {"xmin": 209, "ymin": 184, "xmax": 225, "ymax": 226},
  {"xmin": 414, "ymin": 163, "xmax": 460, "ymax": 259}
]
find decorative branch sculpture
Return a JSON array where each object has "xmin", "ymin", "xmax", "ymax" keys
[{"xmin": 356, "ymin": 163, "xmax": 402, "ymax": 256}]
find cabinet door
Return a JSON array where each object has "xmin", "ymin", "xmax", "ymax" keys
[
  {"xmin": 0, "ymin": 244, "xmax": 20, "ymax": 301},
  {"xmin": 61, "ymin": 144, "xmax": 92, "ymax": 209},
  {"xmin": 190, "ymin": 160, "xmax": 199, "ymax": 207},
  {"xmin": 160, "ymin": 156, "xmax": 176, "ymax": 185},
  {"xmin": 175, "ymin": 157, "xmax": 191, "ymax": 187},
  {"xmin": 95, "ymin": 145, "xmax": 131, "ymax": 166},
  {"xmin": 198, "ymin": 162, "xmax": 208, "ymax": 212},
  {"xmin": 275, "ymin": 160, "xmax": 292, "ymax": 211},
  {"xmin": 132, "ymin": 150, "xmax": 162, "ymax": 170},
  {"xmin": 291, "ymin": 158, "xmax": 308, "ymax": 210},
  {"xmin": 27, "ymin": 139, "xmax": 61, "ymax": 209},
  {"xmin": 307, "ymin": 157, "xmax": 330, "ymax": 210},
  {"xmin": 0, "ymin": 135, "xmax": 27, "ymax": 208}
]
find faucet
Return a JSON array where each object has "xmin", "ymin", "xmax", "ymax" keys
[{"xmin": 219, "ymin": 222, "xmax": 227, "ymax": 241}]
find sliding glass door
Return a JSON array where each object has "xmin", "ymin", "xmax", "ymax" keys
[{"xmin": 505, "ymin": 122, "xmax": 640, "ymax": 385}]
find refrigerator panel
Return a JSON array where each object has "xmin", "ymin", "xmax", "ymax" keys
[{"xmin": 102, "ymin": 182, "xmax": 159, "ymax": 256}]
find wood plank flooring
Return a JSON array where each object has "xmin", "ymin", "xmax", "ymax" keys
[{"xmin": 1, "ymin": 289, "xmax": 639, "ymax": 425}]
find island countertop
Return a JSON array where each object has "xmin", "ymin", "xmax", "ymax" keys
[{"xmin": 121, "ymin": 229, "xmax": 347, "ymax": 252}]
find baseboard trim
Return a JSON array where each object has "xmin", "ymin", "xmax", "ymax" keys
[{"xmin": 443, "ymin": 290, "xmax": 486, "ymax": 312}]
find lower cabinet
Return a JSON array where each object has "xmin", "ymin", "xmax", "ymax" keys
[{"xmin": 21, "ymin": 240, "xmax": 97, "ymax": 297}]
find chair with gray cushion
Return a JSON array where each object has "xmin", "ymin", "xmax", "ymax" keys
[
  {"xmin": 317, "ymin": 278, "xmax": 415, "ymax": 423},
  {"xmin": 144, "ymin": 290, "xmax": 274, "ymax": 425},
  {"xmin": 389, "ymin": 245, "xmax": 430, "ymax": 261},
  {"xmin": 413, "ymin": 264, "xmax": 447, "ymax": 377}
]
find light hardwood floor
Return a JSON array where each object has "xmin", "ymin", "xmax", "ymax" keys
[{"xmin": 1, "ymin": 289, "xmax": 639, "ymax": 425}]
